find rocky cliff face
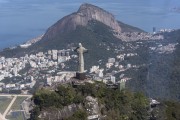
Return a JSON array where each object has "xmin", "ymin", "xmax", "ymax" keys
[
  {"xmin": 77, "ymin": 3, "xmax": 121, "ymax": 32},
  {"xmin": 42, "ymin": 3, "xmax": 121, "ymax": 40}
]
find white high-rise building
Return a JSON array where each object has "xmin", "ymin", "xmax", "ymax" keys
[
  {"xmin": 36, "ymin": 52, "xmax": 44, "ymax": 57},
  {"xmin": 110, "ymin": 76, "xmax": 116, "ymax": 84},
  {"xmin": 48, "ymin": 50, "xmax": 52, "ymax": 55},
  {"xmin": 0, "ymin": 64, "xmax": 2, "ymax": 69},
  {"xmin": 13, "ymin": 66, "xmax": 18, "ymax": 76},
  {"xmin": 120, "ymin": 78, "xmax": 126, "ymax": 91},
  {"xmin": 90, "ymin": 66, "xmax": 99, "ymax": 73},
  {"xmin": 98, "ymin": 69, "xmax": 104, "ymax": 78},
  {"xmin": 47, "ymin": 77, "xmax": 53, "ymax": 86},
  {"xmin": 52, "ymin": 50, "xmax": 58, "ymax": 60},
  {"xmin": 108, "ymin": 58, "xmax": 115, "ymax": 63},
  {"xmin": 0, "ymin": 74, "xmax": 5, "ymax": 81},
  {"xmin": 31, "ymin": 76, "xmax": 34, "ymax": 81},
  {"xmin": 127, "ymin": 64, "xmax": 131, "ymax": 68},
  {"xmin": 30, "ymin": 61, "xmax": 37, "ymax": 68}
]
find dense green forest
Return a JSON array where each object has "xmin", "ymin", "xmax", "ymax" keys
[
  {"xmin": 29, "ymin": 82, "xmax": 180, "ymax": 120},
  {"xmin": 30, "ymin": 82, "xmax": 149, "ymax": 120}
]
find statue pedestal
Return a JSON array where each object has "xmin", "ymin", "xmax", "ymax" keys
[{"xmin": 76, "ymin": 72, "xmax": 86, "ymax": 80}]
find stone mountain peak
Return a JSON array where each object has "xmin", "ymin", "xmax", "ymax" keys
[{"xmin": 42, "ymin": 3, "xmax": 121, "ymax": 40}]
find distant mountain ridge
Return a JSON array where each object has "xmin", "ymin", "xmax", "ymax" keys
[
  {"xmin": 42, "ymin": 3, "xmax": 122, "ymax": 40},
  {"xmin": 41, "ymin": 3, "xmax": 164, "ymax": 43},
  {"xmin": 0, "ymin": 3, "xmax": 155, "ymax": 58}
]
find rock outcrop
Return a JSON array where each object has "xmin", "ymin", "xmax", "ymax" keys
[
  {"xmin": 42, "ymin": 3, "xmax": 121, "ymax": 40},
  {"xmin": 38, "ymin": 104, "xmax": 83, "ymax": 119}
]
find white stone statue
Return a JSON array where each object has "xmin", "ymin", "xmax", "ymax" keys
[{"xmin": 75, "ymin": 43, "xmax": 88, "ymax": 73}]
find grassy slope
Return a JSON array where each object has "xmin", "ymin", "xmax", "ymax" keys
[{"xmin": 0, "ymin": 96, "xmax": 12, "ymax": 114}]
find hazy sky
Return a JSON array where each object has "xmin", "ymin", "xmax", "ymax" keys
[{"xmin": 0, "ymin": 0, "xmax": 180, "ymax": 49}]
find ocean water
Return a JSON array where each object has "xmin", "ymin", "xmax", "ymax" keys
[{"xmin": 0, "ymin": 0, "xmax": 180, "ymax": 50}]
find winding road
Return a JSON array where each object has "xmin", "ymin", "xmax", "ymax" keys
[{"xmin": 0, "ymin": 94, "xmax": 32, "ymax": 120}]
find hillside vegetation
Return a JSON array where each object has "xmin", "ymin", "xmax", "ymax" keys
[
  {"xmin": 30, "ymin": 82, "xmax": 150, "ymax": 120},
  {"xmin": 30, "ymin": 82, "xmax": 180, "ymax": 120}
]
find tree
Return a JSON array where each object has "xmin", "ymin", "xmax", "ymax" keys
[
  {"xmin": 66, "ymin": 109, "xmax": 87, "ymax": 120},
  {"xmin": 56, "ymin": 85, "xmax": 76, "ymax": 106}
]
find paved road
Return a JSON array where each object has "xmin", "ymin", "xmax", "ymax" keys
[
  {"xmin": 0, "ymin": 94, "xmax": 32, "ymax": 97},
  {"xmin": 12, "ymin": 110, "xmax": 25, "ymax": 112},
  {"xmin": 0, "ymin": 113, "xmax": 6, "ymax": 120},
  {"xmin": 3, "ymin": 95, "xmax": 17, "ymax": 118}
]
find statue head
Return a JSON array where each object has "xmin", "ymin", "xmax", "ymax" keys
[{"xmin": 79, "ymin": 43, "xmax": 82, "ymax": 47}]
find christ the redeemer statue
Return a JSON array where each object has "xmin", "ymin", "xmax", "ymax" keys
[{"xmin": 75, "ymin": 43, "xmax": 88, "ymax": 80}]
